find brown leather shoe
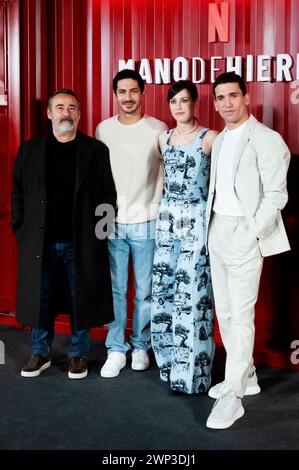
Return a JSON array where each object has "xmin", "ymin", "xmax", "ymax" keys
[
  {"xmin": 21, "ymin": 354, "xmax": 51, "ymax": 377},
  {"xmin": 68, "ymin": 357, "xmax": 88, "ymax": 379}
]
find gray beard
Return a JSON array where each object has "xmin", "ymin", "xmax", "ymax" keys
[{"xmin": 57, "ymin": 120, "xmax": 75, "ymax": 134}]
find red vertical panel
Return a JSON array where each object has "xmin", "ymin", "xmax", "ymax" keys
[
  {"xmin": 111, "ymin": 0, "xmax": 124, "ymax": 115},
  {"xmin": 262, "ymin": 0, "xmax": 274, "ymax": 128},
  {"xmin": 7, "ymin": 0, "xmax": 20, "ymax": 251},
  {"xmin": 0, "ymin": 0, "xmax": 20, "ymax": 312},
  {"xmin": 131, "ymin": 0, "xmax": 141, "ymax": 60},
  {"xmin": 0, "ymin": 1, "xmax": 11, "ymax": 308},
  {"xmin": 142, "ymin": 0, "xmax": 154, "ymax": 115},
  {"xmin": 22, "ymin": 0, "xmax": 37, "ymax": 139},
  {"xmin": 123, "ymin": 0, "xmax": 132, "ymax": 60},
  {"xmin": 89, "ymin": 0, "xmax": 102, "ymax": 135},
  {"xmin": 51, "ymin": 0, "xmax": 82, "ymax": 91},
  {"xmin": 81, "ymin": 0, "xmax": 101, "ymax": 136},
  {"xmin": 83, "ymin": 0, "xmax": 93, "ymax": 134},
  {"xmin": 0, "ymin": 2, "xmax": 5, "ymax": 88},
  {"xmin": 34, "ymin": 0, "xmax": 48, "ymax": 136},
  {"xmin": 198, "ymin": 1, "xmax": 214, "ymax": 130},
  {"xmin": 273, "ymin": 0, "xmax": 286, "ymax": 136},
  {"xmin": 22, "ymin": 1, "xmax": 48, "ymax": 139},
  {"xmin": 288, "ymin": 0, "xmax": 299, "ymax": 153},
  {"xmin": 52, "ymin": 1, "xmax": 61, "ymax": 90},
  {"xmin": 153, "ymin": 0, "xmax": 164, "ymax": 122},
  {"xmin": 100, "ymin": 0, "xmax": 112, "ymax": 120},
  {"xmin": 61, "ymin": 0, "xmax": 74, "ymax": 87},
  {"xmin": 160, "ymin": 0, "xmax": 172, "ymax": 124},
  {"xmin": 71, "ymin": 0, "xmax": 82, "ymax": 97},
  {"xmin": 182, "ymin": 0, "xmax": 190, "ymax": 57}
]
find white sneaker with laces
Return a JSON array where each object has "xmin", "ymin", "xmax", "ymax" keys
[
  {"xmin": 100, "ymin": 351, "xmax": 126, "ymax": 378},
  {"xmin": 131, "ymin": 349, "xmax": 150, "ymax": 371},
  {"xmin": 208, "ymin": 371, "xmax": 261, "ymax": 399},
  {"xmin": 206, "ymin": 391, "xmax": 245, "ymax": 429}
]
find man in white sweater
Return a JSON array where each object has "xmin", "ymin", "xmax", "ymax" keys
[{"xmin": 96, "ymin": 69, "xmax": 167, "ymax": 377}]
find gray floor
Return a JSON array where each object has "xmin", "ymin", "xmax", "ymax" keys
[{"xmin": 0, "ymin": 325, "xmax": 299, "ymax": 451}]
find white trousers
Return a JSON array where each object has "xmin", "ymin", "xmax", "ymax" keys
[{"xmin": 209, "ymin": 213, "xmax": 263, "ymax": 398}]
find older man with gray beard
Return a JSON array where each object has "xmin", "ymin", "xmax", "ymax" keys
[{"xmin": 12, "ymin": 89, "xmax": 117, "ymax": 379}]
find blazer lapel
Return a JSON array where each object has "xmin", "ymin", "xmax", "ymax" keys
[
  {"xmin": 210, "ymin": 129, "xmax": 225, "ymax": 191},
  {"xmin": 36, "ymin": 134, "xmax": 48, "ymax": 187},
  {"xmin": 232, "ymin": 114, "xmax": 258, "ymax": 178}
]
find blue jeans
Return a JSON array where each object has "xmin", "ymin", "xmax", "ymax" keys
[
  {"xmin": 31, "ymin": 242, "xmax": 90, "ymax": 358},
  {"xmin": 106, "ymin": 221, "xmax": 156, "ymax": 354}
]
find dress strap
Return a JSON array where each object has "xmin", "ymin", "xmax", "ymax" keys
[
  {"xmin": 198, "ymin": 127, "xmax": 209, "ymax": 140},
  {"xmin": 164, "ymin": 128, "xmax": 175, "ymax": 147}
]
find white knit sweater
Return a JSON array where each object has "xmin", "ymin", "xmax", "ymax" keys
[{"xmin": 96, "ymin": 115, "xmax": 167, "ymax": 223}]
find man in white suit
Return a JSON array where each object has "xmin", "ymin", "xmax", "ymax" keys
[{"xmin": 206, "ymin": 72, "xmax": 290, "ymax": 429}]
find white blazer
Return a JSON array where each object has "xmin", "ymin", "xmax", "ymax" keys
[{"xmin": 206, "ymin": 114, "xmax": 291, "ymax": 257}]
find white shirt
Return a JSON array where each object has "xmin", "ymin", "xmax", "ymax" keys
[
  {"xmin": 96, "ymin": 115, "xmax": 167, "ymax": 223},
  {"xmin": 213, "ymin": 120, "xmax": 248, "ymax": 216}
]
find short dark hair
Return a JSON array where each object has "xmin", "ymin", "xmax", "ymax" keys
[
  {"xmin": 213, "ymin": 72, "xmax": 247, "ymax": 97},
  {"xmin": 167, "ymin": 80, "xmax": 198, "ymax": 102},
  {"xmin": 113, "ymin": 69, "xmax": 145, "ymax": 94},
  {"xmin": 48, "ymin": 88, "xmax": 80, "ymax": 109}
]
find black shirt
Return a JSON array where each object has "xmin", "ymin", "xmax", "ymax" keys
[{"xmin": 45, "ymin": 132, "xmax": 77, "ymax": 242}]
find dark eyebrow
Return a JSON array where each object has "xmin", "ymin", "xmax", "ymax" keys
[
  {"xmin": 170, "ymin": 95, "xmax": 189, "ymax": 101},
  {"xmin": 55, "ymin": 103, "xmax": 77, "ymax": 108},
  {"xmin": 216, "ymin": 92, "xmax": 239, "ymax": 100},
  {"xmin": 117, "ymin": 88, "xmax": 140, "ymax": 92}
]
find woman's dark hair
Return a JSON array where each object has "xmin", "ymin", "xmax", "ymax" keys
[
  {"xmin": 167, "ymin": 80, "xmax": 198, "ymax": 102},
  {"xmin": 113, "ymin": 69, "xmax": 145, "ymax": 94}
]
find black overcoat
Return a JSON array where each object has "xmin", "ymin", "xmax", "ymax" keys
[{"xmin": 12, "ymin": 131, "xmax": 117, "ymax": 330}]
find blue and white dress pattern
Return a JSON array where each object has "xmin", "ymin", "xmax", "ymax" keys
[{"xmin": 151, "ymin": 128, "xmax": 214, "ymax": 394}]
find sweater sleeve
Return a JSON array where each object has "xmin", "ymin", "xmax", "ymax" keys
[{"xmin": 247, "ymin": 128, "xmax": 290, "ymax": 239}]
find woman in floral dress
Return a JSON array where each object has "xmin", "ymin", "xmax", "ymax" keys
[{"xmin": 151, "ymin": 80, "xmax": 218, "ymax": 394}]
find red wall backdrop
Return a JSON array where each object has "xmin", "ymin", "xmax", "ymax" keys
[
  {"xmin": 0, "ymin": 0, "xmax": 19, "ymax": 314},
  {"xmin": 0, "ymin": 0, "xmax": 298, "ymax": 369}
]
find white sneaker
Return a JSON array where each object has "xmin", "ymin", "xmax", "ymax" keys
[
  {"xmin": 206, "ymin": 392, "xmax": 245, "ymax": 429},
  {"xmin": 100, "ymin": 352, "xmax": 126, "ymax": 378},
  {"xmin": 131, "ymin": 349, "xmax": 150, "ymax": 371},
  {"xmin": 208, "ymin": 371, "xmax": 261, "ymax": 399}
]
